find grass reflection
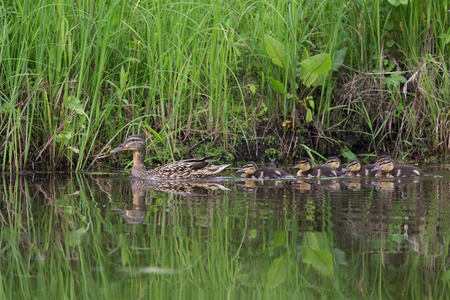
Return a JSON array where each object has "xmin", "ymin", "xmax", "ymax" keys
[{"xmin": 1, "ymin": 174, "xmax": 450, "ymax": 298}]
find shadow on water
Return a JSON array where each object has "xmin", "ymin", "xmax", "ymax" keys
[{"xmin": 1, "ymin": 165, "xmax": 450, "ymax": 298}]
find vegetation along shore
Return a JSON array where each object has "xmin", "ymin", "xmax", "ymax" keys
[{"xmin": 1, "ymin": 0, "xmax": 449, "ymax": 173}]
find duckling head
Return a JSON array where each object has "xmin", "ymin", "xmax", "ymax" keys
[
  {"xmin": 292, "ymin": 158, "xmax": 312, "ymax": 175},
  {"xmin": 342, "ymin": 159, "xmax": 361, "ymax": 173},
  {"xmin": 236, "ymin": 162, "xmax": 257, "ymax": 176},
  {"xmin": 371, "ymin": 157, "xmax": 395, "ymax": 173},
  {"xmin": 324, "ymin": 156, "xmax": 342, "ymax": 170}
]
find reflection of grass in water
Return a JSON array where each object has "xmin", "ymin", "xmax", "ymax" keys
[{"xmin": 2, "ymin": 174, "xmax": 450, "ymax": 298}]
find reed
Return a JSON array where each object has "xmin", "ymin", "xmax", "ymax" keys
[{"xmin": 0, "ymin": 0, "xmax": 448, "ymax": 172}]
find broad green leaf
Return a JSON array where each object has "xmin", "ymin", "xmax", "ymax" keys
[
  {"xmin": 266, "ymin": 254, "xmax": 287, "ymax": 288},
  {"xmin": 333, "ymin": 47, "xmax": 347, "ymax": 71},
  {"xmin": 334, "ymin": 248, "xmax": 348, "ymax": 266},
  {"xmin": 302, "ymin": 249, "xmax": 333, "ymax": 276},
  {"xmin": 310, "ymin": 74, "xmax": 327, "ymax": 87},
  {"xmin": 301, "ymin": 232, "xmax": 334, "ymax": 277},
  {"xmin": 306, "ymin": 109, "xmax": 313, "ymax": 123},
  {"xmin": 341, "ymin": 147, "xmax": 357, "ymax": 161},
  {"xmin": 388, "ymin": 73, "xmax": 407, "ymax": 87},
  {"xmin": 268, "ymin": 76, "xmax": 286, "ymax": 94},
  {"xmin": 301, "ymin": 53, "xmax": 331, "ymax": 75},
  {"xmin": 387, "ymin": 0, "xmax": 408, "ymax": 6},
  {"xmin": 264, "ymin": 34, "xmax": 286, "ymax": 68},
  {"xmin": 270, "ymin": 231, "xmax": 286, "ymax": 249},
  {"xmin": 68, "ymin": 96, "xmax": 88, "ymax": 118}
]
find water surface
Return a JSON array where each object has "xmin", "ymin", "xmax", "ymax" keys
[{"xmin": 1, "ymin": 164, "xmax": 450, "ymax": 299}]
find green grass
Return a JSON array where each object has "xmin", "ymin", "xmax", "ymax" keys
[
  {"xmin": 0, "ymin": 0, "xmax": 449, "ymax": 172},
  {"xmin": 2, "ymin": 174, "xmax": 450, "ymax": 298}
]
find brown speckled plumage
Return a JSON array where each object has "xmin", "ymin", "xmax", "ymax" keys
[{"xmin": 111, "ymin": 135, "xmax": 230, "ymax": 180}]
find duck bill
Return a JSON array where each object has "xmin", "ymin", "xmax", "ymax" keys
[
  {"xmin": 370, "ymin": 164, "xmax": 380, "ymax": 172},
  {"xmin": 341, "ymin": 166, "xmax": 349, "ymax": 173},
  {"xmin": 236, "ymin": 168, "xmax": 244, "ymax": 173},
  {"xmin": 110, "ymin": 145, "xmax": 126, "ymax": 153},
  {"xmin": 292, "ymin": 164, "xmax": 300, "ymax": 169}
]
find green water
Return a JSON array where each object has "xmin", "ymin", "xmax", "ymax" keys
[{"xmin": 1, "ymin": 165, "xmax": 450, "ymax": 299}]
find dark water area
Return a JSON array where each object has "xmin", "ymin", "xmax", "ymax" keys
[{"xmin": 2, "ymin": 164, "xmax": 450, "ymax": 299}]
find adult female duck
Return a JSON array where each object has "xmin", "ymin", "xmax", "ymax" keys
[{"xmin": 111, "ymin": 135, "xmax": 230, "ymax": 180}]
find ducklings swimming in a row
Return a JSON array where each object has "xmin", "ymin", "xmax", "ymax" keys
[
  {"xmin": 293, "ymin": 158, "xmax": 341, "ymax": 178},
  {"xmin": 324, "ymin": 156, "xmax": 424, "ymax": 178},
  {"xmin": 236, "ymin": 156, "xmax": 424, "ymax": 179}
]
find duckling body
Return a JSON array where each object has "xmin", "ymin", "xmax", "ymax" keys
[
  {"xmin": 293, "ymin": 158, "xmax": 341, "ymax": 177},
  {"xmin": 324, "ymin": 156, "xmax": 347, "ymax": 172},
  {"xmin": 371, "ymin": 157, "xmax": 424, "ymax": 178},
  {"xmin": 341, "ymin": 159, "xmax": 376, "ymax": 177},
  {"xmin": 236, "ymin": 162, "xmax": 293, "ymax": 179},
  {"xmin": 111, "ymin": 135, "xmax": 230, "ymax": 180}
]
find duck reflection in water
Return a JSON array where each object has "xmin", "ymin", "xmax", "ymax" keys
[
  {"xmin": 114, "ymin": 181, "xmax": 149, "ymax": 225},
  {"xmin": 372, "ymin": 180, "xmax": 396, "ymax": 193},
  {"xmin": 236, "ymin": 179, "xmax": 287, "ymax": 193},
  {"xmin": 114, "ymin": 180, "xmax": 230, "ymax": 224},
  {"xmin": 371, "ymin": 177, "xmax": 421, "ymax": 193},
  {"xmin": 292, "ymin": 180, "xmax": 341, "ymax": 192}
]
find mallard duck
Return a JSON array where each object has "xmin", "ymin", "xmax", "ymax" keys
[
  {"xmin": 293, "ymin": 158, "xmax": 341, "ymax": 177},
  {"xmin": 371, "ymin": 157, "xmax": 424, "ymax": 178},
  {"xmin": 324, "ymin": 156, "xmax": 347, "ymax": 172},
  {"xmin": 111, "ymin": 135, "xmax": 230, "ymax": 180},
  {"xmin": 341, "ymin": 159, "xmax": 376, "ymax": 177},
  {"xmin": 236, "ymin": 161, "xmax": 293, "ymax": 179}
]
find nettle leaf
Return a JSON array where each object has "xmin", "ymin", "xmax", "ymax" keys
[
  {"xmin": 264, "ymin": 34, "xmax": 286, "ymax": 69},
  {"xmin": 301, "ymin": 53, "xmax": 331, "ymax": 75}
]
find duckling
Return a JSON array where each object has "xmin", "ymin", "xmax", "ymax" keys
[
  {"xmin": 110, "ymin": 135, "xmax": 230, "ymax": 180},
  {"xmin": 324, "ymin": 156, "xmax": 347, "ymax": 172},
  {"xmin": 236, "ymin": 162, "xmax": 293, "ymax": 179},
  {"xmin": 371, "ymin": 157, "xmax": 424, "ymax": 178},
  {"xmin": 341, "ymin": 159, "xmax": 376, "ymax": 177},
  {"xmin": 293, "ymin": 158, "xmax": 341, "ymax": 177}
]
